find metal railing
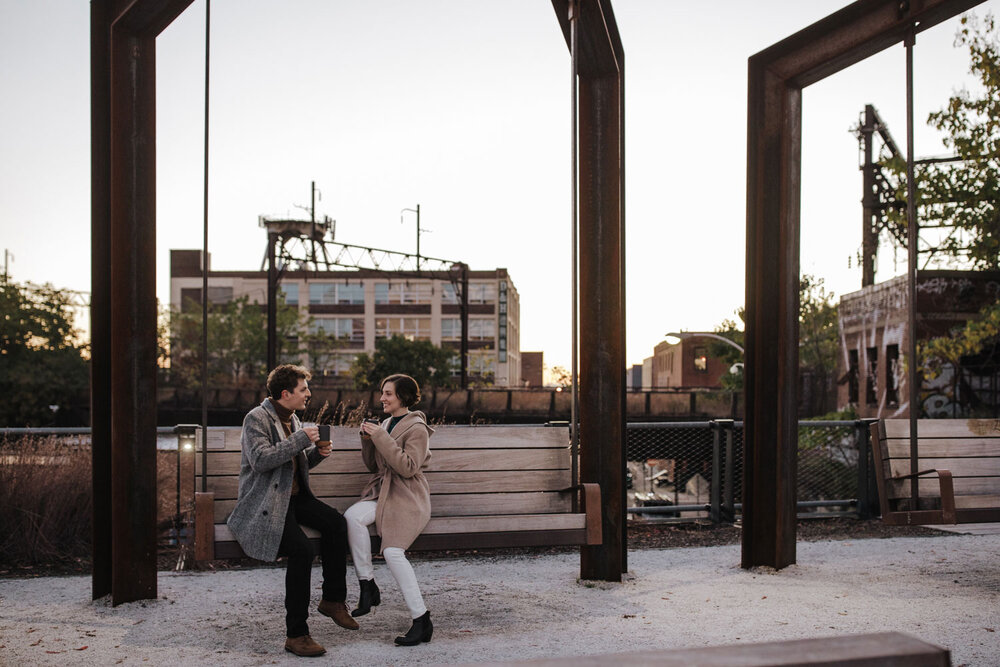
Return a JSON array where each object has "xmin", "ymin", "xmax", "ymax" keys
[{"xmin": 625, "ymin": 420, "xmax": 877, "ymax": 523}]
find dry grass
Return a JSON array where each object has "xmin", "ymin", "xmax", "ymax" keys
[{"xmin": 0, "ymin": 435, "xmax": 186, "ymax": 569}]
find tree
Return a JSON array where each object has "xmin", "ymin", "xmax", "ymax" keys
[
  {"xmin": 167, "ymin": 294, "xmax": 304, "ymax": 389},
  {"xmin": 351, "ymin": 335, "xmax": 457, "ymax": 391},
  {"xmin": 0, "ymin": 281, "xmax": 89, "ymax": 426},
  {"xmin": 884, "ymin": 13, "xmax": 1000, "ymax": 269},
  {"xmin": 710, "ymin": 275, "xmax": 839, "ymax": 410}
]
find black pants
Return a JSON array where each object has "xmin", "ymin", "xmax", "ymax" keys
[{"xmin": 277, "ymin": 493, "xmax": 348, "ymax": 638}]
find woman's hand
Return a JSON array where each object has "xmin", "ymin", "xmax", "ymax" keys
[{"xmin": 360, "ymin": 420, "xmax": 379, "ymax": 437}]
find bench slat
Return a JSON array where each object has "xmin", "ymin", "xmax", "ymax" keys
[
  {"xmin": 201, "ymin": 425, "xmax": 569, "ymax": 452},
  {"xmin": 885, "ymin": 476, "xmax": 1000, "ymax": 499},
  {"xmin": 211, "ymin": 491, "xmax": 575, "ymax": 523},
  {"xmin": 887, "ymin": 457, "xmax": 1000, "ymax": 478},
  {"xmin": 213, "ymin": 513, "xmax": 585, "ymax": 545},
  {"xmin": 883, "ymin": 418, "xmax": 1000, "ymax": 439},
  {"xmin": 196, "ymin": 447, "xmax": 570, "ymax": 476},
  {"xmin": 883, "ymin": 438, "xmax": 1000, "ymax": 458},
  {"xmin": 205, "ymin": 469, "xmax": 573, "ymax": 501}
]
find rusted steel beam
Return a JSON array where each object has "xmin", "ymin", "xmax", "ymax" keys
[
  {"xmin": 550, "ymin": 0, "xmax": 626, "ymax": 582},
  {"xmin": 744, "ymin": 67, "xmax": 802, "ymax": 570},
  {"xmin": 743, "ymin": 0, "xmax": 984, "ymax": 570},
  {"xmin": 90, "ymin": 0, "xmax": 114, "ymax": 601},
  {"xmin": 551, "ymin": 0, "xmax": 624, "ymax": 77},
  {"xmin": 760, "ymin": 0, "xmax": 985, "ymax": 87},
  {"xmin": 98, "ymin": 0, "xmax": 194, "ymax": 605}
]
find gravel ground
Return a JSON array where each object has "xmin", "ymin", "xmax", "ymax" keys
[{"xmin": 2, "ymin": 521, "xmax": 998, "ymax": 666}]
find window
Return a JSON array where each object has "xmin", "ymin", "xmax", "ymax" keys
[
  {"xmin": 441, "ymin": 318, "xmax": 461, "ymax": 340},
  {"xmin": 281, "ymin": 283, "xmax": 298, "ymax": 305},
  {"xmin": 885, "ymin": 344, "xmax": 900, "ymax": 406},
  {"xmin": 847, "ymin": 349, "xmax": 859, "ymax": 404},
  {"xmin": 469, "ymin": 282, "xmax": 496, "ymax": 304},
  {"xmin": 311, "ymin": 317, "xmax": 364, "ymax": 342},
  {"xmin": 469, "ymin": 318, "xmax": 496, "ymax": 341},
  {"xmin": 375, "ymin": 317, "xmax": 431, "ymax": 340},
  {"xmin": 442, "ymin": 283, "xmax": 459, "ymax": 305},
  {"xmin": 693, "ymin": 346, "xmax": 708, "ymax": 372},
  {"xmin": 866, "ymin": 347, "xmax": 878, "ymax": 406},
  {"xmin": 309, "ymin": 283, "xmax": 364, "ymax": 305},
  {"xmin": 375, "ymin": 282, "xmax": 431, "ymax": 304}
]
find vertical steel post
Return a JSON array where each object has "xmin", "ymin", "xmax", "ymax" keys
[
  {"xmin": 577, "ymin": 64, "xmax": 625, "ymax": 584},
  {"xmin": 201, "ymin": 0, "xmax": 211, "ymax": 493},
  {"xmin": 905, "ymin": 28, "xmax": 920, "ymax": 504},
  {"xmin": 711, "ymin": 421, "xmax": 722, "ymax": 524},
  {"xmin": 90, "ymin": 0, "xmax": 113, "ymax": 601},
  {"xmin": 855, "ymin": 419, "xmax": 872, "ymax": 519},
  {"xmin": 109, "ymin": 22, "xmax": 159, "ymax": 604},
  {"xmin": 744, "ymin": 66, "xmax": 801, "ymax": 570}
]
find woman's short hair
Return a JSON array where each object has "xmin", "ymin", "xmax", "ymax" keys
[
  {"xmin": 381, "ymin": 374, "xmax": 420, "ymax": 408},
  {"xmin": 267, "ymin": 364, "xmax": 311, "ymax": 399}
]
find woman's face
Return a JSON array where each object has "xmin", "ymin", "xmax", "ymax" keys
[{"xmin": 380, "ymin": 381, "xmax": 405, "ymax": 416}]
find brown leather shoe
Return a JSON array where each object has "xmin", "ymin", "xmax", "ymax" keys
[
  {"xmin": 284, "ymin": 634, "xmax": 326, "ymax": 657},
  {"xmin": 318, "ymin": 599, "xmax": 360, "ymax": 630}
]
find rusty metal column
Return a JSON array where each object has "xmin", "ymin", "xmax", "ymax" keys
[
  {"xmin": 861, "ymin": 105, "xmax": 878, "ymax": 288},
  {"xmin": 90, "ymin": 0, "xmax": 113, "ymax": 600},
  {"xmin": 578, "ymin": 71, "xmax": 625, "ymax": 582},
  {"xmin": 109, "ymin": 19, "xmax": 159, "ymax": 605},
  {"xmin": 743, "ymin": 66, "xmax": 801, "ymax": 570},
  {"xmin": 266, "ymin": 231, "xmax": 278, "ymax": 371}
]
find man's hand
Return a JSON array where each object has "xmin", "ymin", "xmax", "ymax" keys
[
  {"xmin": 316, "ymin": 442, "xmax": 333, "ymax": 457},
  {"xmin": 302, "ymin": 424, "xmax": 320, "ymax": 442}
]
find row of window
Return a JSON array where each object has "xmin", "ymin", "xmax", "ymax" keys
[
  {"xmin": 847, "ymin": 344, "xmax": 901, "ymax": 407},
  {"xmin": 282, "ymin": 282, "xmax": 499, "ymax": 306},
  {"xmin": 293, "ymin": 350, "xmax": 500, "ymax": 377},
  {"xmin": 308, "ymin": 317, "xmax": 498, "ymax": 341}
]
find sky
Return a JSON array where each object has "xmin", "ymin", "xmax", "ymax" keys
[{"xmin": 1, "ymin": 0, "xmax": 997, "ymax": 370}]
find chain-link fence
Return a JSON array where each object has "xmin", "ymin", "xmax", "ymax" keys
[{"xmin": 626, "ymin": 420, "xmax": 875, "ymax": 523}]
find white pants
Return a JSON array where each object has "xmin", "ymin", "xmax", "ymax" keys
[{"xmin": 344, "ymin": 500, "xmax": 427, "ymax": 618}]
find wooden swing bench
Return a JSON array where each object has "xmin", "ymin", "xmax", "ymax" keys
[
  {"xmin": 192, "ymin": 424, "xmax": 601, "ymax": 560},
  {"xmin": 868, "ymin": 418, "xmax": 1000, "ymax": 526}
]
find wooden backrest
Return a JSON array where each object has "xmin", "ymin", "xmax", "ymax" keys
[
  {"xmin": 874, "ymin": 419, "xmax": 1000, "ymax": 500},
  {"xmin": 196, "ymin": 425, "xmax": 573, "ymax": 523}
]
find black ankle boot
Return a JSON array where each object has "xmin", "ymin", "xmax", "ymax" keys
[
  {"xmin": 394, "ymin": 610, "xmax": 432, "ymax": 646},
  {"xmin": 352, "ymin": 579, "xmax": 381, "ymax": 617}
]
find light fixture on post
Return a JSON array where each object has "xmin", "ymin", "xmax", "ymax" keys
[
  {"xmin": 664, "ymin": 331, "xmax": 745, "ymax": 354},
  {"xmin": 173, "ymin": 424, "xmax": 199, "ymax": 550}
]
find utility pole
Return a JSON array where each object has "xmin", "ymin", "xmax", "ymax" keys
[
  {"xmin": 401, "ymin": 205, "xmax": 421, "ymax": 269},
  {"xmin": 2, "ymin": 249, "xmax": 11, "ymax": 283}
]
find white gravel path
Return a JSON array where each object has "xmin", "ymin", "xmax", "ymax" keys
[{"xmin": 2, "ymin": 534, "xmax": 999, "ymax": 666}]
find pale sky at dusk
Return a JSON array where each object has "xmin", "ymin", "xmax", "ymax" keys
[{"xmin": 2, "ymin": 0, "xmax": 996, "ymax": 370}]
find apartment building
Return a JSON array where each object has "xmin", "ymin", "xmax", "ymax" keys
[{"xmin": 170, "ymin": 250, "xmax": 521, "ymax": 386}]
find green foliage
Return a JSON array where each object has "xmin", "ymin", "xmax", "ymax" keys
[
  {"xmin": 798, "ymin": 274, "xmax": 840, "ymax": 380},
  {"xmin": 883, "ymin": 13, "xmax": 1000, "ymax": 269},
  {"xmin": 710, "ymin": 275, "xmax": 839, "ymax": 400},
  {"xmin": 351, "ymin": 335, "xmax": 458, "ymax": 391},
  {"xmin": 918, "ymin": 300, "xmax": 1000, "ymax": 380},
  {"xmin": 0, "ymin": 281, "xmax": 89, "ymax": 426},
  {"xmin": 167, "ymin": 294, "xmax": 304, "ymax": 389},
  {"xmin": 713, "ymin": 310, "xmax": 745, "ymax": 391}
]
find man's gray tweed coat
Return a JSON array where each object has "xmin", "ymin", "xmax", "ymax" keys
[{"xmin": 226, "ymin": 398, "xmax": 324, "ymax": 561}]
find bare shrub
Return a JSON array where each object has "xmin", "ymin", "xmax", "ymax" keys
[{"xmin": 0, "ymin": 435, "xmax": 92, "ymax": 565}]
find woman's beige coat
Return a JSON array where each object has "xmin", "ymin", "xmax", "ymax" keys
[{"xmin": 358, "ymin": 410, "xmax": 433, "ymax": 551}]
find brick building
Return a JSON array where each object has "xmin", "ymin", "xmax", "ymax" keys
[
  {"xmin": 170, "ymin": 249, "xmax": 521, "ymax": 386},
  {"xmin": 650, "ymin": 336, "xmax": 729, "ymax": 389},
  {"xmin": 838, "ymin": 270, "xmax": 1000, "ymax": 418}
]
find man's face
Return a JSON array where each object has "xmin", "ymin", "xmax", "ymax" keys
[{"xmin": 280, "ymin": 379, "xmax": 311, "ymax": 412}]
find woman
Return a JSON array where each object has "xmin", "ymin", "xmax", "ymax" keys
[{"xmin": 344, "ymin": 373, "xmax": 434, "ymax": 646}]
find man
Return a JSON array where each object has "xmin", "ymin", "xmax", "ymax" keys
[{"xmin": 227, "ymin": 364, "xmax": 358, "ymax": 657}]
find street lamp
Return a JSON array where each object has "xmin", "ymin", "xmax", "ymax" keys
[{"xmin": 665, "ymin": 331, "xmax": 745, "ymax": 354}]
